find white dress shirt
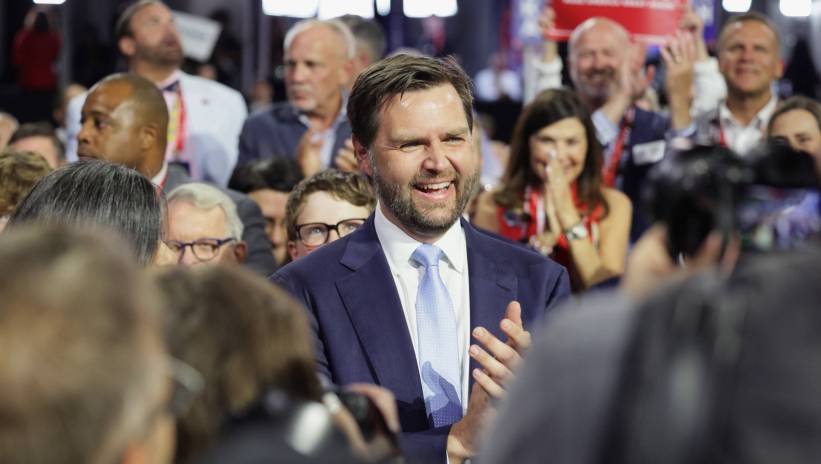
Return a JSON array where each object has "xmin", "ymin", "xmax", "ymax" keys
[
  {"xmin": 717, "ymin": 95, "xmax": 778, "ymax": 156},
  {"xmin": 374, "ymin": 204, "xmax": 471, "ymax": 415}
]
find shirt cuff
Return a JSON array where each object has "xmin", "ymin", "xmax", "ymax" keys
[
  {"xmin": 693, "ymin": 57, "xmax": 719, "ymax": 76},
  {"xmin": 528, "ymin": 56, "xmax": 563, "ymax": 74},
  {"xmin": 592, "ymin": 110, "xmax": 619, "ymax": 146}
]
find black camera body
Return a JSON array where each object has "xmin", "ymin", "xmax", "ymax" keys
[{"xmin": 644, "ymin": 142, "xmax": 820, "ymax": 259}]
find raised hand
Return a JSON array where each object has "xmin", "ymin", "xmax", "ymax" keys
[
  {"xmin": 296, "ymin": 129, "xmax": 324, "ymax": 177},
  {"xmin": 334, "ymin": 137, "xmax": 359, "ymax": 172},
  {"xmin": 661, "ymin": 32, "xmax": 697, "ymax": 129}
]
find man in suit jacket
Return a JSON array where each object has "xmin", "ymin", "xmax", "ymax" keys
[
  {"xmin": 237, "ymin": 19, "xmax": 354, "ymax": 177},
  {"xmin": 564, "ymin": 18, "xmax": 699, "ymax": 242},
  {"xmin": 273, "ymin": 54, "xmax": 570, "ymax": 463},
  {"xmin": 77, "ymin": 72, "xmax": 276, "ymax": 276},
  {"xmin": 64, "ymin": 0, "xmax": 247, "ymax": 186}
]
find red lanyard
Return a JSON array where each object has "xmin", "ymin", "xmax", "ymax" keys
[
  {"xmin": 175, "ymin": 85, "xmax": 186, "ymax": 154},
  {"xmin": 717, "ymin": 115, "xmax": 728, "ymax": 148},
  {"xmin": 603, "ymin": 109, "xmax": 634, "ymax": 188}
]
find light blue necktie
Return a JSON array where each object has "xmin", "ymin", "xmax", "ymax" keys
[{"xmin": 411, "ymin": 244, "xmax": 463, "ymax": 427}]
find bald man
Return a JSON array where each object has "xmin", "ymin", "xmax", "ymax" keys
[
  {"xmin": 79, "ymin": 73, "xmax": 276, "ymax": 275},
  {"xmin": 66, "ymin": 0, "xmax": 247, "ymax": 186},
  {"xmin": 237, "ymin": 19, "xmax": 355, "ymax": 175},
  {"xmin": 566, "ymin": 18, "xmax": 692, "ymax": 242}
]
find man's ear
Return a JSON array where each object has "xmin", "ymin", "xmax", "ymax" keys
[
  {"xmin": 119, "ymin": 36, "xmax": 136, "ymax": 58},
  {"xmin": 340, "ymin": 56, "xmax": 355, "ymax": 88},
  {"xmin": 351, "ymin": 135, "xmax": 372, "ymax": 177},
  {"xmin": 233, "ymin": 241, "xmax": 247, "ymax": 264},
  {"xmin": 139, "ymin": 123, "xmax": 159, "ymax": 151},
  {"xmin": 776, "ymin": 58, "xmax": 785, "ymax": 80}
]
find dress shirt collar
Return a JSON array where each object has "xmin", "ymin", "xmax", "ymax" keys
[
  {"xmin": 374, "ymin": 203, "xmax": 466, "ymax": 274},
  {"xmin": 294, "ymin": 90, "xmax": 349, "ymax": 129},
  {"xmin": 157, "ymin": 70, "xmax": 183, "ymax": 93},
  {"xmin": 719, "ymin": 94, "xmax": 778, "ymax": 130},
  {"xmin": 151, "ymin": 162, "xmax": 169, "ymax": 188}
]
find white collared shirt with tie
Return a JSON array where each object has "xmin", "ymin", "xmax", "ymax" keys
[{"xmin": 374, "ymin": 204, "xmax": 471, "ymax": 417}]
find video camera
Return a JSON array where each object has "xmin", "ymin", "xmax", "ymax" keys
[{"xmin": 644, "ymin": 141, "xmax": 820, "ymax": 259}]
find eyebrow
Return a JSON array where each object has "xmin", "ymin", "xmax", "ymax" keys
[{"xmin": 389, "ymin": 127, "xmax": 469, "ymax": 144}]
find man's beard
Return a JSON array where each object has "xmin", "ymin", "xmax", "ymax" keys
[
  {"xmin": 573, "ymin": 68, "xmax": 616, "ymax": 106},
  {"xmin": 372, "ymin": 160, "xmax": 479, "ymax": 238},
  {"xmin": 135, "ymin": 42, "xmax": 184, "ymax": 68}
]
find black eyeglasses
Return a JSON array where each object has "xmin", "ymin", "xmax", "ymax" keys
[
  {"xmin": 164, "ymin": 237, "xmax": 236, "ymax": 261},
  {"xmin": 296, "ymin": 218, "xmax": 367, "ymax": 247}
]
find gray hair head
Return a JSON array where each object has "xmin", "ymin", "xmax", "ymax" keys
[
  {"xmin": 283, "ymin": 18, "xmax": 356, "ymax": 60},
  {"xmin": 167, "ymin": 183, "xmax": 243, "ymax": 239}
]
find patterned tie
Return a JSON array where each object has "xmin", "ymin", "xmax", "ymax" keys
[{"xmin": 411, "ymin": 244, "xmax": 463, "ymax": 427}]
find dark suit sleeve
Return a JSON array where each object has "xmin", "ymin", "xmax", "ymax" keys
[
  {"xmin": 235, "ymin": 195, "xmax": 277, "ymax": 275},
  {"xmin": 399, "ymin": 426, "xmax": 450, "ymax": 464},
  {"xmin": 270, "ymin": 271, "xmax": 332, "ymax": 383},
  {"xmin": 547, "ymin": 266, "xmax": 571, "ymax": 312},
  {"xmin": 237, "ymin": 118, "xmax": 257, "ymax": 167}
]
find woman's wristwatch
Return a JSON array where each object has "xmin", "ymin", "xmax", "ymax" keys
[{"xmin": 564, "ymin": 222, "xmax": 588, "ymax": 241}]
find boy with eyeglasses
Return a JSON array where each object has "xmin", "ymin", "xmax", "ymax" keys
[{"xmin": 285, "ymin": 169, "xmax": 375, "ymax": 262}]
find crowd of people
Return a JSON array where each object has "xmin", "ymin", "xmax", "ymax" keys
[{"xmin": 1, "ymin": 0, "xmax": 820, "ymax": 463}]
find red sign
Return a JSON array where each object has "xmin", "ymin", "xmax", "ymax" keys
[{"xmin": 549, "ymin": 0, "xmax": 687, "ymax": 44}]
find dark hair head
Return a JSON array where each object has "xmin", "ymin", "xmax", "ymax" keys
[
  {"xmin": 7, "ymin": 160, "xmax": 163, "ymax": 265},
  {"xmin": 115, "ymin": 0, "xmax": 162, "ymax": 41},
  {"xmin": 347, "ymin": 53, "xmax": 474, "ymax": 149},
  {"xmin": 338, "ymin": 14, "xmax": 387, "ymax": 64},
  {"xmin": 154, "ymin": 265, "xmax": 321, "ymax": 462},
  {"xmin": 228, "ymin": 157, "xmax": 304, "ymax": 194},
  {"xmin": 768, "ymin": 95, "xmax": 821, "ymax": 135},
  {"xmin": 9, "ymin": 122, "xmax": 65, "ymax": 162},
  {"xmin": 718, "ymin": 11, "xmax": 780, "ymax": 52},
  {"xmin": 0, "ymin": 148, "xmax": 52, "ymax": 216},
  {"xmin": 0, "ymin": 224, "xmax": 165, "ymax": 464},
  {"xmin": 33, "ymin": 11, "xmax": 50, "ymax": 33},
  {"xmin": 285, "ymin": 169, "xmax": 376, "ymax": 241},
  {"xmin": 496, "ymin": 88, "xmax": 607, "ymax": 217}
]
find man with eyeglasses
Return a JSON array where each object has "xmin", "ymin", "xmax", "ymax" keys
[
  {"xmin": 166, "ymin": 182, "xmax": 248, "ymax": 266},
  {"xmin": 284, "ymin": 169, "xmax": 375, "ymax": 262}
]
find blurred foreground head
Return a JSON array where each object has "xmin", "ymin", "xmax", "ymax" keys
[
  {"xmin": 154, "ymin": 265, "xmax": 324, "ymax": 462},
  {"xmin": 0, "ymin": 225, "xmax": 173, "ymax": 464}
]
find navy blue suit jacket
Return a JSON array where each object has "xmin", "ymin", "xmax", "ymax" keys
[
  {"xmin": 237, "ymin": 102, "xmax": 352, "ymax": 167},
  {"xmin": 618, "ymin": 107, "xmax": 670, "ymax": 242},
  {"xmin": 271, "ymin": 216, "xmax": 570, "ymax": 462}
]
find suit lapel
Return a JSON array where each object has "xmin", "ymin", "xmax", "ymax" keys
[
  {"xmin": 464, "ymin": 221, "xmax": 517, "ymax": 391},
  {"xmin": 336, "ymin": 219, "xmax": 424, "ymax": 405}
]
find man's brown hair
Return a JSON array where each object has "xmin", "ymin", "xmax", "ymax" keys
[
  {"xmin": 768, "ymin": 95, "xmax": 821, "ymax": 135},
  {"xmin": 115, "ymin": 0, "xmax": 162, "ymax": 41},
  {"xmin": 155, "ymin": 265, "xmax": 322, "ymax": 462},
  {"xmin": 285, "ymin": 169, "xmax": 376, "ymax": 241},
  {"xmin": 717, "ymin": 11, "xmax": 781, "ymax": 52},
  {"xmin": 347, "ymin": 53, "xmax": 474, "ymax": 149},
  {"xmin": 0, "ymin": 148, "xmax": 52, "ymax": 216}
]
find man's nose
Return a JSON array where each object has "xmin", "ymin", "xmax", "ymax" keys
[
  {"xmin": 77, "ymin": 121, "xmax": 92, "ymax": 146},
  {"xmin": 289, "ymin": 62, "xmax": 309, "ymax": 82},
  {"xmin": 178, "ymin": 247, "xmax": 200, "ymax": 266},
  {"xmin": 271, "ymin": 223, "xmax": 285, "ymax": 246},
  {"xmin": 421, "ymin": 142, "xmax": 450, "ymax": 172}
]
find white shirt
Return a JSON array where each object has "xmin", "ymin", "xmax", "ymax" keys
[
  {"xmin": 717, "ymin": 95, "xmax": 778, "ymax": 156},
  {"xmin": 374, "ymin": 205, "xmax": 471, "ymax": 414},
  {"xmin": 151, "ymin": 162, "xmax": 168, "ymax": 189}
]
